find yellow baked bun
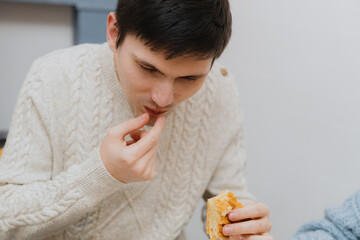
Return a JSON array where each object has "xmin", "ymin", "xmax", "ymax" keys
[{"xmin": 206, "ymin": 190, "xmax": 243, "ymax": 240}]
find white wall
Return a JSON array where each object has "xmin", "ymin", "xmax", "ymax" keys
[
  {"xmin": 0, "ymin": 2, "xmax": 73, "ymax": 130},
  {"xmin": 186, "ymin": 1, "xmax": 360, "ymax": 239},
  {"xmin": 1, "ymin": 1, "xmax": 360, "ymax": 240}
]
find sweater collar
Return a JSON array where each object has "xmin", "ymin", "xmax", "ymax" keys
[{"xmin": 99, "ymin": 43, "xmax": 134, "ymax": 121}]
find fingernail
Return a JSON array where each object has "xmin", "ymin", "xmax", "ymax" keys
[
  {"xmin": 229, "ymin": 212, "xmax": 238, "ymax": 219},
  {"xmin": 139, "ymin": 113, "xmax": 147, "ymax": 120},
  {"xmin": 223, "ymin": 226, "xmax": 232, "ymax": 235}
]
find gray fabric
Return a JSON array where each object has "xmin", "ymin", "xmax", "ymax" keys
[{"xmin": 292, "ymin": 189, "xmax": 360, "ymax": 240}]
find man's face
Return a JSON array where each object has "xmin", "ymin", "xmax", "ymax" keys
[{"xmin": 113, "ymin": 34, "xmax": 213, "ymax": 126}]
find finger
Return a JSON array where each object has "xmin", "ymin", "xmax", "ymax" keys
[
  {"xmin": 132, "ymin": 145, "xmax": 157, "ymax": 179},
  {"xmin": 143, "ymin": 150, "xmax": 157, "ymax": 179},
  {"xmin": 130, "ymin": 130, "xmax": 148, "ymax": 142},
  {"xmin": 137, "ymin": 142, "xmax": 158, "ymax": 164},
  {"xmin": 241, "ymin": 233, "xmax": 273, "ymax": 240},
  {"xmin": 126, "ymin": 139, "xmax": 136, "ymax": 146},
  {"xmin": 223, "ymin": 218, "xmax": 271, "ymax": 236},
  {"xmin": 147, "ymin": 116, "xmax": 165, "ymax": 139},
  {"xmin": 110, "ymin": 113, "xmax": 149, "ymax": 139},
  {"xmin": 127, "ymin": 130, "xmax": 148, "ymax": 146},
  {"xmin": 127, "ymin": 116, "xmax": 165, "ymax": 157},
  {"xmin": 229, "ymin": 236, "xmax": 245, "ymax": 240},
  {"xmin": 228, "ymin": 202, "xmax": 269, "ymax": 222}
]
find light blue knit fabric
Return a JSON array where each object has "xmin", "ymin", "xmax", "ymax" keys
[{"xmin": 292, "ymin": 189, "xmax": 360, "ymax": 240}]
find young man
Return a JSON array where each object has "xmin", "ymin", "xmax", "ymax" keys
[{"xmin": 0, "ymin": 1, "xmax": 272, "ymax": 239}]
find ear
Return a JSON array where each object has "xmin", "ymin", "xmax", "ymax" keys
[{"xmin": 107, "ymin": 12, "xmax": 118, "ymax": 52}]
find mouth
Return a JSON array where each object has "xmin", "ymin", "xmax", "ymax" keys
[{"xmin": 144, "ymin": 106, "xmax": 168, "ymax": 116}]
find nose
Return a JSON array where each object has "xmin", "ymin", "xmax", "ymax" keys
[{"xmin": 150, "ymin": 80, "xmax": 174, "ymax": 108}]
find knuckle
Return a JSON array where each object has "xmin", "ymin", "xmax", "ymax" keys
[
  {"xmin": 127, "ymin": 158, "xmax": 136, "ymax": 166},
  {"xmin": 149, "ymin": 135, "xmax": 157, "ymax": 145},
  {"xmin": 127, "ymin": 151, "xmax": 140, "ymax": 163},
  {"xmin": 256, "ymin": 205, "xmax": 263, "ymax": 215},
  {"xmin": 124, "ymin": 155, "xmax": 136, "ymax": 166},
  {"xmin": 256, "ymin": 221, "xmax": 263, "ymax": 230},
  {"xmin": 147, "ymin": 172, "xmax": 155, "ymax": 180},
  {"xmin": 256, "ymin": 209, "xmax": 262, "ymax": 217},
  {"xmin": 262, "ymin": 202, "xmax": 268, "ymax": 208},
  {"xmin": 124, "ymin": 158, "xmax": 134, "ymax": 167},
  {"xmin": 256, "ymin": 203, "xmax": 268, "ymax": 216},
  {"xmin": 262, "ymin": 203, "xmax": 270, "ymax": 215},
  {"xmin": 266, "ymin": 207, "xmax": 270, "ymax": 216},
  {"xmin": 133, "ymin": 165, "xmax": 145, "ymax": 175}
]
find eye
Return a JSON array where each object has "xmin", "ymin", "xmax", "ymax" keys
[
  {"xmin": 183, "ymin": 77, "xmax": 197, "ymax": 82},
  {"xmin": 140, "ymin": 65, "xmax": 157, "ymax": 73}
]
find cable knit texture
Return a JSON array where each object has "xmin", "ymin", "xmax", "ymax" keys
[
  {"xmin": 0, "ymin": 43, "xmax": 255, "ymax": 240},
  {"xmin": 292, "ymin": 189, "xmax": 360, "ymax": 240}
]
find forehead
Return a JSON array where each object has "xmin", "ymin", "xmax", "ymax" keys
[
  {"xmin": 121, "ymin": 34, "xmax": 213, "ymax": 74},
  {"xmin": 121, "ymin": 32, "xmax": 213, "ymax": 59}
]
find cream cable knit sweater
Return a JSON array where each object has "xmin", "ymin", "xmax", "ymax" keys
[{"xmin": 0, "ymin": 43, "xmax": 255, "ymax": 240}]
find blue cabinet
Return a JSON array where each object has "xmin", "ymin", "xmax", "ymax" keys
[{"xmin": 1, "ymin": 0, "xmax": 117, "ymax": 44}]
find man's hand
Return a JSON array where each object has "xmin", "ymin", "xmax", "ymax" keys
[
  {"xmin": 100, "ymin": 113, "xmax": 165, "ymax": 183},
  {"xmin": 222, "ymin": 202, "xmax": 273, "ymax": 240}
]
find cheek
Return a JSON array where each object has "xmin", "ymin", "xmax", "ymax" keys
[
  {"xmin": 122, "ymin": 66, "xmax": 152, "ymax": 93},
  {"xmin": 175, "ymin": 79, "xmax": 206, "ymax": 101}
]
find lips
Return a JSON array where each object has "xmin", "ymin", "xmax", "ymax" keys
[{"xmin": 144, "ymin": 106, "xmax": 168, "ymax": 116}]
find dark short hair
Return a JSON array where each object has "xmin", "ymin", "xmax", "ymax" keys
[{"xmin": 115, "ymin": 0, "xmax": 232, "ymax": 59}]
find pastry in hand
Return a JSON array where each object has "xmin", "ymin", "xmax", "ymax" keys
[{"xmin": 206, "ymin": 190, "xmax": 243, "ymax": 240}]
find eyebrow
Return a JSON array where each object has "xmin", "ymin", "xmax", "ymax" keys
[{"xmin": 133, "ymin": 54, "xmax": 208, "ymax": 79}]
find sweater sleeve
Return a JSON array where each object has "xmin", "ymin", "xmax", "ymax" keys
[
  {"xmin": 291, "ymin": 190, "xmax": 360, "ymax": 240},
  {"xmin": 203, "ymin": 127, "xmax": 256, "ymax": 203},
  {"xmin": 201, "ymin": 119, "xmax": 257, "ymax": 234},
  {"xmin": 0, "ymin": 59, "xmax": 122, "ymax": 239},
  {"xmin": 201, "ymin": 69, "xmax": 256, "ymax": 232},
  {"xmin": 200, "ymin": 126, "xmax": 257, "ymax": 234}
]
